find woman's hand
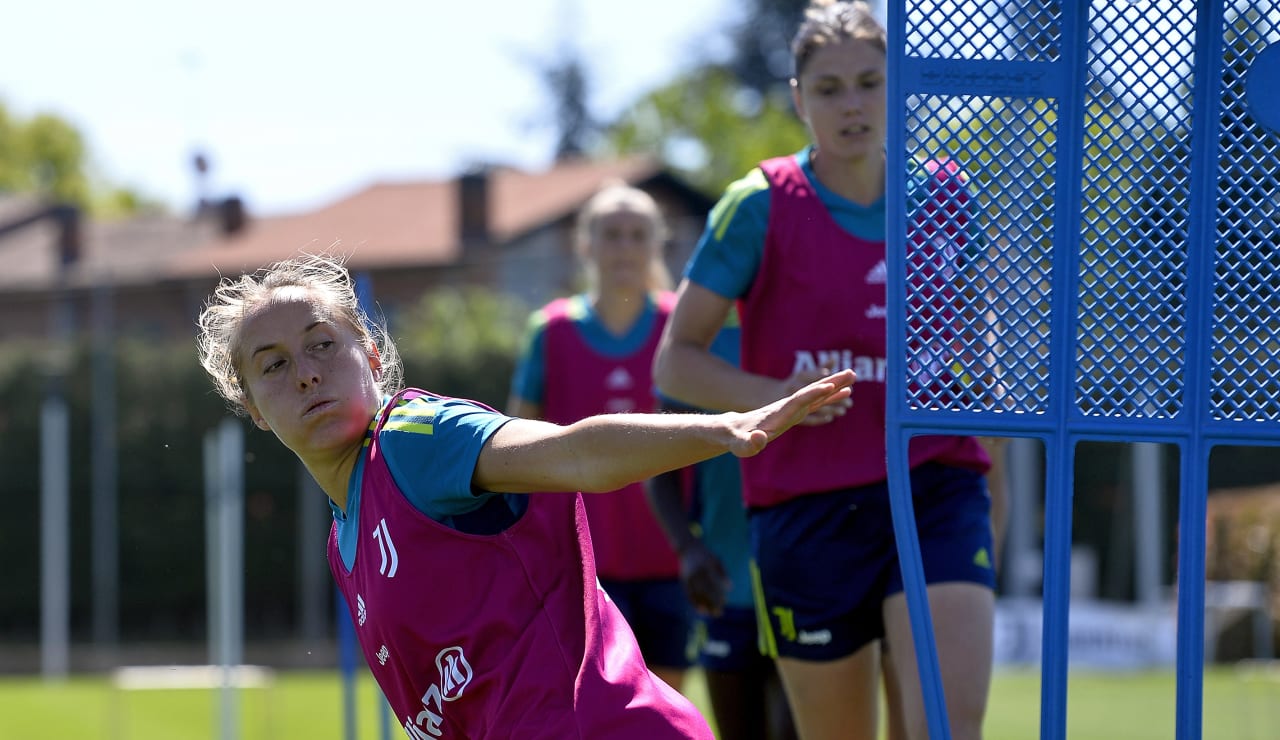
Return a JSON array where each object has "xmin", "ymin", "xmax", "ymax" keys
[
  {"xmin": 678, "ymin": 541, "xmax": 730, "ymax": 617},
  {"xmin": 727, "ymin": 369, "xmax": 855, "ymax": 457},
  {"xmin": 778, "ymin": 367, "xmax": 856, "ymax": 426}
]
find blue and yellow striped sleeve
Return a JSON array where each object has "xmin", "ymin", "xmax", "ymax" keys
[
  {"xmin": 378, "ymin": 395, "xmax": 512, "ymax": 520},
  {"xmin": 685, "ymin": 167, "xmax": 772, "ymax": 300}
]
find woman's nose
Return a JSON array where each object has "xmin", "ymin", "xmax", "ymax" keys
[{"xmin": 295, "ymin": 360, "xmax": 320, "ymax": 389}]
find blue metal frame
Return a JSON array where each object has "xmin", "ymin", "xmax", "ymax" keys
[{"xmin": 886, "ymin": 2, "xmax": 1278, "ymax": 739}]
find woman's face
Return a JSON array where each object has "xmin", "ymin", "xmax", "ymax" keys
[
  {"xmin": 237, "ymin": 287, "xmax": 382, "ymax": 461},
  {"xmin": 792, "ymin": 37, "xmax": 887, "ymax": 164},
  {"xmin": 586, "ymin": 207, "xmax": 659, "ymax": 293}
]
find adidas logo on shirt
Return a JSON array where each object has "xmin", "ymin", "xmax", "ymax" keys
[
  {"xmin": 866, "ymin": 260, "xmax": 887, "ymax": 284},
  {"xmin": 605, "ymin": 366, "xmax": 633, "ymax": 390}
]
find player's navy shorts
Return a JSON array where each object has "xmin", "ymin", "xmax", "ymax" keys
[
  {"xmin": 689, "ymin": 605, "xmax": 772, "ymax": 673},
  {"xmin": 749, "ymin": 462, "xmax": 995, "ymax": 662},
  {"xmin": 601, "ymin": 577, "xmax": 695, "ymax": 669}
]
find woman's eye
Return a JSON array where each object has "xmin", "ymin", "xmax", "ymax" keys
[
  {"xmin": 313, "ymin": 340, "xmax": 334, "ymax": 351},
  {"xmin": 263, "ymin": 359, "xmax": 285, "ymax": 375}
]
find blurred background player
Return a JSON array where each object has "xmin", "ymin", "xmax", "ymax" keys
[
  {"xmin": 653, "ymin": 3, "xmax": 1002, "ymax": 739},
  {"xmin": 508, "ymin": 182, "xmax": 694, "ymax": 690},
  {"xmin": 646, "ymin": 306, "xmax": 798, "ymax": 740}
]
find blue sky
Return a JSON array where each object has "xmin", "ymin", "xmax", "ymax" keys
[{"xmin": 1, "ymin": 0, "xmax": 731, "ymax": 214}]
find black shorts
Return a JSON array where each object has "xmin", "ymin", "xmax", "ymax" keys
[
  {"xmin": 601, "ymin": 577, "xmax": 695, "ymax": 670},
  {"xmin": 750, "ymin": 463, "xmax": 995, "ymax": 661},
  {"xmin": 691, "ymin": 605, "xmax": 773, "ymax": 673}
]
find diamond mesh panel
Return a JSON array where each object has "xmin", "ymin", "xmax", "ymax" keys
[
  {"xmin": 1076, "ymin": 1, "xmax": 1196, "ymax": 419},
  {"xmin": 900, "ymin": 0, "xmax": 1280, "ymax": 427},
  {"xmin": 1211, "ymin": 3, "xmax": 1280, "ymax": 423},
  {"xmin": 891, "ymin": 4, "xmax": 1280, "ymax": 738},
  {"xmin": 904, "ymin": 95, "xmax": 1055, "ymax": 413},
  {"xmin": 906, "ymin": 0, "xmax": 1061, "ymax": 61}
]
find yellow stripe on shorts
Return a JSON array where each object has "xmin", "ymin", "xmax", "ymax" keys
[{"xmin": 749, "ymin": 559, "xmax": 779, "ymax": 658}]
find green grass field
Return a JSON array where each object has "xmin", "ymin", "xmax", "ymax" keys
[{"xmin": 0, "ymin": 666, "xmax": 1275, "ymax": 739}]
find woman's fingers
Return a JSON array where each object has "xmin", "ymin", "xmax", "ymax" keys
[{"xmin": 798, "ymin": 370, "xmax": 855, "ymax": 409}]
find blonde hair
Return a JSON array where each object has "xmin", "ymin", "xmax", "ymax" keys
[
  {"xmin": 574, "ymin": 181, "xmax": 673, "ymax": 292},
  {"xmin": 791, "ymin": 0, "xmax": 886, "ymax": 77},
  {"xmin": 196, "ymin": 252, "xmax": 404, "ymax": 413}
]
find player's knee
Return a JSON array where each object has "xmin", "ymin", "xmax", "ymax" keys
[{"xmin": 944, "ymin": 700, "xmax": 986, "ymax": 740}]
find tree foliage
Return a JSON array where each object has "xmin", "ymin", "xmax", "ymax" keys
[
  {"xmin": 0, "ymin": 99, "xmax": 156, "ymax": 215},
  {"xmin": 727, "ymin": 0, "xmax": 810, "ymax": 95},
  {"xmin": 598, "ymin": 0, "xmax": 814, "ymax": 195},
  {"xmin": 526, "ymin": 42, "xmax": 602, "ymax": 162},
  {"xmin": 544, "ymin": 51, "xmax": 597, "ymax": 161},
  {"xmin": 523, "ymin": 0, "xmax": 601, "ymax": 163},
  {"xmin": 392, "ymin": 285, "xmax": 530, "ymax": 410},
  {"xmin": 0, "ymin": 104, "xmax": 89, "ymax": 206},
  {"xmin": 603, "ymin": 66, "xmax": 808, "ymax": 195}
]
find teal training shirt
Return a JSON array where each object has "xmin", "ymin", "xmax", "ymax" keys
[
  {"xmin": 510, "ymin": 293, "xmax": 665, "ymax": 405},
  {"xmin": 330, "ymin": 394, "xmax": 518, "ymax": 571},
  {"xmin": 687, "ymin": 147, "xmax": 985, "ymax": 299}
]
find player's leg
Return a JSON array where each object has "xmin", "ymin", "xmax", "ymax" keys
[
  {"xmin": 774, "ymin": 646, "xmax": 880, "ymax": 740},
  {"xmin": 651, "ymin": 665, "xmax": 687, "ymax": 693},
  {"xmin": 882, "ymin": 463, "xmax": 997, "ymax": 740},
  {"xmin": 698, "ymin": 606, "xmax": 798, "ymax": 740},
  {"xmin": 697, "ymin": 607, "xmax": 765, "ymax": 739},
  {"xmin": 750, "ymin": 486, "xmax": 893, "ymax": 740},
  {"xmin": 882, "ymin": 584, "xmax": 994, "ymax": 740},
  {"xmin": 761, "ymin": 656, "xmax": 798, "ymax": 740},
  {"xmin": 881, "ymin": 639, "xmax": 910, "ymax": 740},
  {"xmin": 704, "ymin": 668, "xmax": 767, "ymax": 739}
]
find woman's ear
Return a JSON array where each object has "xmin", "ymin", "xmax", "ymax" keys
[
  {"xmin": 369, "ymin": 344, "xmax": 384, "ymax": 382},
  {"xmin": 244, "ymin": 399, "xmax": 271, "ymax": 431}
]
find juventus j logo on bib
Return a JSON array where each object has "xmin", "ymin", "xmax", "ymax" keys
[{"xmin": 373, "ymin": 518, "xmax": 399, "ymax": 578}]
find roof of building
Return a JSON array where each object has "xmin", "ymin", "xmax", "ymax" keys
[
  {"xmin": 0, "ymin": 155, "xmax": 705, "ymax": 291},
  {"xmin": 166, "ymin": 157, "xmax": 669, "ymax": 279}
]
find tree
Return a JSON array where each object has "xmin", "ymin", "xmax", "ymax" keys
[
  {"xmin": 603, "ymin": 66, "xmax": 808, "ymax": 195},
  {"xmin": 727, "ymin": 0, "xmax": 810, "ymax": 95},
  {"xmin": 0, "ymin": 104, "xmax": 89, "ymax": 206},
  {"xmin": 393, "ymin": 285, "xmax": 529, "ymax": 410},
  {"xmin": 539, "ymin": 46, "xmax": 598, "ymax": 161},
  {"xmin": 597, "ymin": 0, "xmax": 814, "ymax": 194},
  {"xmin": 520, "ymin": 0, "xmax": 602, "ymax": 162},
  {"xmin": 0, "ymin": 99, "xmax": 157, "ymax": 215}
]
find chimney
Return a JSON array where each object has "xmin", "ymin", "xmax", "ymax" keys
[
  {"xmin": 195, "ymin": 195, "xmax": 248, "ymax": 236},
  {"xmin": 458, "ymin": 168, "xmax": 489, "ymax": 246},
  {"xmin": 53, "ymin": 204, "xmax": 81, "ymax": 266},
  {"xmin": 218, "ymin": 196, "xmax": 246, "ymax": 235}
]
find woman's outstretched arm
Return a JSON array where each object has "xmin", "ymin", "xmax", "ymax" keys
[{"xmin": 473, "ymin": 369, "xmax": 855, "ymax": 494}]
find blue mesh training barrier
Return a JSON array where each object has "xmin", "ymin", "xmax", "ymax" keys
[{"xmin": 884, "ymin": 2, "xmax": 1280, "ymax": 739}]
